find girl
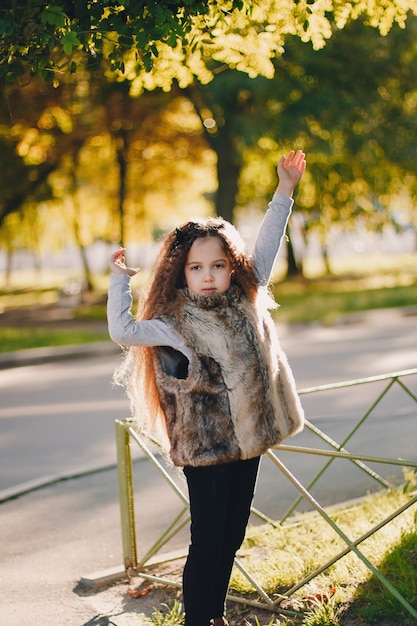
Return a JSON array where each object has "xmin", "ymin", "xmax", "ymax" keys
[{"xmin": 108, "ymin": 149, "xmax": 306, "ymax": 626}]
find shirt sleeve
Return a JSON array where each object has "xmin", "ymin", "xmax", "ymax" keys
[
  {"xmin": 107, "ymin": 274, "xmax": 193, "ymax": 359},
  {"xmin": 251, "ymin": 193, "xmax": 293, "ymax": 286}
]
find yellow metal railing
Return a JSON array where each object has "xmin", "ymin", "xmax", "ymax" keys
[{"xmin": 115, "ymin": 367, "xmax": 417, "ymax": 619}]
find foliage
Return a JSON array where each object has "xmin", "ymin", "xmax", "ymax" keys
[
  {"xmin": 1, "ymin": 1, "xmax": 416, "ymax": 85},
  {"xmin": 161, "ymin": 13, "xmax": 417, "ymax": 234},
  {"xmin": 2, "ymin": 6, "xmax": 417, "ymax": 278},
  {"xmin": 151, "ymin": 599, "xmax": 184, "ymax": 625},
  {"xmin": 0, "ymin": 0, "xmax": 241, "ymax": 83},
  {"xmin": 272, "ymin": 16, "xmax": 417, "ymax": 241},
  {"xmin": 217, "ymin": 14, "xmax": 417, "ymax": 273},
  {"xmin": 0, "ymin": 72, "xmax": 213, "ymax": 242}
]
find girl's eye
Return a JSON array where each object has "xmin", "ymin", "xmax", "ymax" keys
[
  {"xmin": 214, "ymin": 263, "xmax": 225, "ymax": 269},
  {"xmin": 190, "ymin": 265, "xmax": 200, "ymax": 271}
]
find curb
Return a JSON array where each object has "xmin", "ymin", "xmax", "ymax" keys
[{"xmin": 0, "ymin": 460, "xmax": 120, "ymax": 504}]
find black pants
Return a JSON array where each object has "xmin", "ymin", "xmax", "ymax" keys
[{"xmin": 182, "ymin": 456, "xmax": 260, "ymax": 626}]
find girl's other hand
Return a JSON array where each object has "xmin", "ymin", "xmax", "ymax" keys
[{"xmin": 109, "ymin": 248, "xmax": 140, "ymax": 276}]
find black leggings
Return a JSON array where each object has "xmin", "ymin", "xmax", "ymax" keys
[{"xmin": 182, "ymin": 456, "xmax": 260, "ymax": 626}]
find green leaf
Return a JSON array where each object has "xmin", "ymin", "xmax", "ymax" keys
[
  {"xmin": 41, "ymin": 6, "xmax": 67, "ymax": 28},
  {"xmin": 166, "ymin": 32, "xmax": 178, "ymax": 47},
  {"xmin": 142, "ymin": 51, "xmax": 153, "ymax": 72},
  {"xmin": 135, "ymin": 31, "xmax": 150, "ymax": 50},
  {"xmin": 61, "ymin": 31, "xmax": 81, "ymax": 55},
  {"xmin": 0, "ymin": 19, "xmax": 15, "ymax": 36}
]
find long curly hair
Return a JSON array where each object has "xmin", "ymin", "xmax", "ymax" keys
[{"xmin": 116, "ymin": 216, "xmax": 261, "ymax": 445}]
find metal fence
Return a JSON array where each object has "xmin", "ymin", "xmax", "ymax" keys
[{"xmin": 115, "ymin": 368, "xmax": 417, "ymax": 619}]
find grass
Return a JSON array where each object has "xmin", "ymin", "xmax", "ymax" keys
[
  {"xmin": 0, "ymin": 326, "xmax": 109, "ymax": 352},
  {"xmin": 353, "ymin": 531, "xmax": 417, "ymax": 624},
  {"xmin": 272, "ymin": 270, "xmax": 417, "ymax": 325},
  {"xmin": 144, "ymin": 474, "xmax": 417, "ymax": 625},
  {"xmin": 232, "ymin": 479, "xmax": 417, "ymax": 621}
]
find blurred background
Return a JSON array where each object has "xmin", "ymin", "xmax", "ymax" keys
[{"xmin": 1, "ymin": 3, "xmax": 417, "ymax": 346}]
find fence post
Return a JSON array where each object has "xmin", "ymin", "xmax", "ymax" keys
[{"xmin": 115, "ymin": 419, "xmax": 138, "ymax": 577}]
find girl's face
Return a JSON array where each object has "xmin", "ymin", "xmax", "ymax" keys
[{"xmin": 184, "ymin": 236, "xmax": 233, "ymax": 296}]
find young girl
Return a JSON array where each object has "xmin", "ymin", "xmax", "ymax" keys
[{"xmin": 108, "ymin": 149, "xmax": 306, "ymax": 626}]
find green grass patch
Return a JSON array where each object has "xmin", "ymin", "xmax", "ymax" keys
[
  {"xmin": 351, "ymin": 531, "xmax": 417, "ymax": 624},
  {"xmin": 273, "ymin": 275, "xmax": 417, "ymax": 324},
  {"xmin": 230, "ymin": 477, "xmax": 417, "ymax": 625},
  {"xmin": 0, "ymin": 326, "xmax": 109, "ymax": 352}
]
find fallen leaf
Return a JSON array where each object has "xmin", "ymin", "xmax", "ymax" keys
[
  {"xmin": 305, "ymin": 587, "xmax": 336, "ymax": 603},
  {"xmin": 128, "ymin": 586, "xmax": 152, "ymax": 598}
]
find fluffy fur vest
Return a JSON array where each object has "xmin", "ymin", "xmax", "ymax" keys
[{"xmin": 152, "ymin": 285, "xmax": 304, "ymax": 467}]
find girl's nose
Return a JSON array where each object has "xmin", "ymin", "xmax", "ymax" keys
[{"xmin": 203, "ymin": 269, "xmax": 214, "ymax": 281}]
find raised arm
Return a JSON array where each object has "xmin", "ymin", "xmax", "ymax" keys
[{"xmin": 252, "ymin": 150, "xmax": 306, "ymax": 286}]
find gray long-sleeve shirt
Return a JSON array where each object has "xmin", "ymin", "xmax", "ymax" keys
[{"xmin": 107, "ymin": 193, "xmax": 293, "ymax": 361}]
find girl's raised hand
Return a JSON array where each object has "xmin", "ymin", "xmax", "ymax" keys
[
  {"xmin": 109, "ymin": 248, "xmax": 140, "ymax": 276},
  {"xmin": 276, "ymin": 150, "xmax": 306, "ymax": 197}
]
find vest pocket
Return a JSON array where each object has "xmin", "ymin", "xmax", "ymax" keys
[{"xmin": 158, "ymin": 346, "xmax": 189, "ymax": 379}]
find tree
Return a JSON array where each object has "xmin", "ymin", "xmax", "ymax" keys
[
  {"xmin": 180, "ymin": 13, "xmax": 417, "ymax": 274},
  {"xmin": 1, "ymin": 1, "xmax": 415, "ymax": 85},
  {"xmin": 270, "ymin": 15, "xmax": 417, "ymax": 272},
  {"xmin": 99, "ymin": 79, "xmax": 213, "ymax": 244},
  {"xmin": 3, "ymin": 2, "xmax": 417, "ymax": 283},
  {"xmin": 0, "ymin": 79, "xmax": 81, "ymax": 230},
  {"xmin": 0, "ymin": 68, "xmax": 214, "ymax": 261},
  {"xmin": 0, "ymin": 0, "xmax": 243, "ymax": 83}
]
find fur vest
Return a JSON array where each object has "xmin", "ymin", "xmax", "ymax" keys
[{"xmin": 152, "ymin": 285, "xmax": 304, "ymax": 467}]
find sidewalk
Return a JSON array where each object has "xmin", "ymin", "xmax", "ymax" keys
[
  {"xmin": 0, "ymin": 463, "xmax": 175, "ymax": 626},
  {"xmin": 0, "ymin": 306, "xmax": 174, "ymax": 625}
]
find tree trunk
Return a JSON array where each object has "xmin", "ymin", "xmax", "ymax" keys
[
  {"xmin": 213, "ymin": 128, "xmax": 241, "ymax": 223},
  {"xmin": 183, "ymin": 84, "xmax": 242, "ymax": 224},
  {"xmin": 321, "ymin": 243, "xmax": 332, "ymax": 274},
  {"xmin": 69, "ymin": 164, "xmax": 94, "ymax": 292},
  {"xmin": 4, "ymin": 244, "xmax": 13, "ymax": 288},
  {"xmin": 286, "ymin": 234, "xmax": 302, "ymax": 278},
  {"xmin": 72, "ymin": 214, "xmax": 94, "ymax": 293},
  {"xmin": 115, "ymin": 131, "xmax": 128, "ymax": 246}
]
